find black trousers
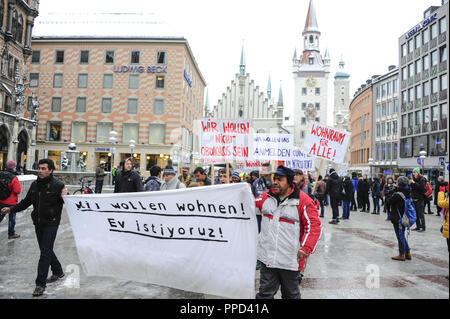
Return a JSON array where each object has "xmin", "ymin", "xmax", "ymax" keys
[
  {"xmin": 362, "ymin": 194, "xmax": 370, "ymax": 211},
  {"xmin": 35, "ymin": 225, "xmax": 63, "ymax": 288},
  {"xmin": 256, "ymin": 263, "xmax": 301, "ymax": 299},
  {"xmin": 330, "ymin": 197, "xmax": 340, "ymax": 220},
  {"xmin": 95, "ymin": 180, "xmax": 104, "ymax": 194},
  {"xmin": 413, "ymin": 199, "xmax": 425, "ymax": 229},
  {"xmin": 350, "ymin": 192, "xmax": 357, "ymax": 210}
]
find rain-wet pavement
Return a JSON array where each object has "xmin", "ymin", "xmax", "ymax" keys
[{"xmin": 0, "ymin": 192, "xmax": 448, "ymax": 299}]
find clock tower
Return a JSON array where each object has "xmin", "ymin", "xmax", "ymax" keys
[{"xmin": 292, "ymin": 0, "xmax": 330, "ymax": 148}]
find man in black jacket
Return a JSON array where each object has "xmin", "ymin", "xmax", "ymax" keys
[
  {"xmin": 410, "ymin": 167, "xmax": 426, "ymax": 232},
  {"xmin": 1, "ymin": 159, "xmax": 67, "ymax": 297},
  {"xmin": 326, "ymin": 168, "xmax": 343, "ymax": 224},
  {"xmin": 358, "ymin": 175, "xmax": 371, "ymax": 212},
  {"xmin": 114, "ymin": 157, "xmax": 144, "ymax": 193}
]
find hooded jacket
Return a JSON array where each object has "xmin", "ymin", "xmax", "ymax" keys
[
  {"xmin": 0, "ymin": 170, "xmax": 21, "ymax": 206},
  {"xmin": 255, "ymin": 185, "xmax": 322, "ymax": 271},
  {"xmin": 326, "ymin": 171, "xmax": 343, "ymax": 199},
  {"xmin": 160, "ymin": 175, "xmax": 186, "ymax": 190},
  {"xmin": 114, "ymin": 169, "xmax": 144, "ymax": 193},
  {"xmin": 390, "ymin": 186, "xmax": 411, "ymax": 225}
]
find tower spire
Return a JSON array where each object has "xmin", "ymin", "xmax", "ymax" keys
[
  {"xmin": 239, "ymin": 42, "xmax": 245, "ymax": 76},
  {"xmin": 277, "ymin": 81, "xmax": 283, "ymax": 107},
  {"xmin": 303, "ymin": 0, "xmax": 320, "ymax": 35},
  {"xmin": 267, "ymin": 75, "xmax": 272, "ymax": 100}
]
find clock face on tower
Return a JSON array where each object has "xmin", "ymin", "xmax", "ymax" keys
[{"xmin": 305, "ymin": 76, "xmax": 317, "ymax": 88}]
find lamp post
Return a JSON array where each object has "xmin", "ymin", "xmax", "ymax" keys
[
  {"xmin": 368, "ymin": 158, "xmax": 374, "ymax": 178},
  {"xmin": 109, "ymin": 130, "xmax": 118, "ymax": 185},
  {"xmin": 129, "ymin": 139, "xmax": 136, "ymax": 158},
  {"xmin": 419, "ymin": 150, "xmax": 427, "ymax": 176}
]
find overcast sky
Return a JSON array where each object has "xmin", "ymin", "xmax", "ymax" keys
[{"xmin": 36, "ymin": 0, "xmax": 443, "ymax": 125}]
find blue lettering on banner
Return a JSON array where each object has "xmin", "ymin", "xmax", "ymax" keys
[
  {"xmin": 184, "ymin": 70, "xmax": 192, "ymax": 87},
  {"xmin": 405, "ymin": 13, "xmax": 437, "ymax": 39},
  {"xmin": 383, "ymin": 170, "xmax": 392, "ymax": 175}
]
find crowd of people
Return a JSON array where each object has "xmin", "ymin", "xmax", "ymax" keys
[{"xmin": 0, "ymin": 157, "xmax": 449, "ymax": 298}]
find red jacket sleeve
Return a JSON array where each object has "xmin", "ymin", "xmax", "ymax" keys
[
  {"xmin": 11, "ymin": 176, "xmax": 21, "ymax": 195},
  {"xmin": 298, "ymin": 191, "xmax": 322, "ymax": 256},
  {"xmin": 255, "ymin": 190, "xmax": 269, "ymax": 214}
]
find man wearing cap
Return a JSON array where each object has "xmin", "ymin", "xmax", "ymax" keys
[
  {"xmin": 410, "ymin": 167, "xmax": 427, "ymax": 232},
  {"xmin": 255, "ymin": 165, "xmax": 321, "ymax": 299},
  {"xmin": 95, "ymin": 161, "xmax": 107, "ymax": 194},
  {"xmin": 160, "ymin": 166, "xmax": 186, "ymax": 190},
  {"xmin": 0, "ymin": 161, "xmax": 21, "ymax": 239}
]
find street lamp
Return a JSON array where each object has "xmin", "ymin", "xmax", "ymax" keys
[
  {"xmin": 109, "ymin": 130, "xmax": 118, "ymax": 185},
  {"xmin": 419, "ymin": 150, "xmax": 427, "ymax": 176},
  {"xmin": 368, "ymin": 158, "xmax": 374, "ymax": 178},
  {"xmin": 129, "ymin": 139, "xmax": 136, "ymax": 158}
]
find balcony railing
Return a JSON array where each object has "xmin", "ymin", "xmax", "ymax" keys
[
  {"xmin": 414, "ymin": 99, "xmax": 423, "ymax": 109},
  {"xmin": 414, "ymin": 48, "xmax": 421, "ymax": 59},
  {"xmin": 407, "ymin": 102, "xmax": 414, "ymax": 111},
  {"xmin": 421, "ymin": 43, "xmax": 429, "ymax": 53},
  {"xmin": 439, "ymin": 32, "xmax": 446, "ymax": 45},
  {"xmin": 431, "ymin": 92, "xmax": 439, "ymax": 104},
  {"xmin": 439, "ymin": 61, "xmax": 447, "ymax": 73},
  {"xmin": 422, "ymin": 69, "xmax": 429, "ymax": 81},
  {"xmin": 414, "ymin": 124, "xmax": 421, "ymax": 134},
  {"xmin": 430, "ymin": 38, "xmax": 438, "ymax": 49},
  {"xmin": 422, "ymin": 123, "xmax": 431, "ymax": 133}
]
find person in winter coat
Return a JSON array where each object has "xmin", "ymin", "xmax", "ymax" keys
[
  {"xmin": 160, "ymin": 167, "xmax": 186, "ymax": 190},
  {"xmin": 350, "ymin": 174, "xmax": 358, "ymax": 211},
  {"xmin": 358, "ymin": 175, "xmax": 371, "ymax": 212},
  {"xmin": 1, "ymin": 159, "xmax": 68, "ymax": 297},
  {"xmin": 410, "ymin": 167, "xmax": 426, "ymax": 232},
  {"xmin": 95, "ymin": 161, "xmax": 107, "ymax": 194},
  {"xmin": 389, "ymin": 176, "xmax": 412, "ymax": 261},
  {"xmin": 0, "ymin": 161, "xmax": 21, "ymax": 239},
  {"xmin": 371, "ymin": 177, "xmax": 381, "ymax": 214},
  {"xmin": 193, "ymin": 167, "xmax": 212, "ymax": 186},
  {"xmin": 437, "ymin": 182, "xmax": 449, "ymax": 255},
  {"xmin": 314, "ymin": 175, "xmax": 326, "ymax": 218},
  {"xmin": 114, "ymin": 158, "xmax": 144, "ymax": 193},
  {"xmin": 342, "ymin": 176, "xmax": 354, "ymax": 219},
  {"xmin": 326, "ymin": 168, "xmax": 343, "ymax": 224},
  {"xmin": 255, "ymin": 165, "xmax": 321, "ymax": 299},
  {"xmin": 434, "ymin": 176, "xmax": 445, "ymax": 216},
  {"xmin": 383, "ymin": 177, "xmax": 396, "ymax": 221},
  {"xmin": 144, "ymin": 165, "xmax": 162, "ymax": 191}
]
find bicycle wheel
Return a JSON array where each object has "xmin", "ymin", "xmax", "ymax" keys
[{"xmin": 72, "ymin": 189, "xmax": 82, "ymax": 195}]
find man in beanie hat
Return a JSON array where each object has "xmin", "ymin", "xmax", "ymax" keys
[
  {"xmin": 231, "ymin": 171, "xmax": 241, "ymax": 183},
  {"xmin": 0, "ymin": 161, "xmax": 21, "ymax": 239},
  {"xmin": 410, "ymin": 167, "xmax": 427, "ymax": 231},
  {"xmin": 160, "ymin": 166, "xmax": 186, "ymax": 190},
  {"xmin": 255, "ymin": 165, "xmax": 321, "ymax": 299},
  {"xmin": 114, "ymin": 157, "xmax": 143, "ymax": 193}
]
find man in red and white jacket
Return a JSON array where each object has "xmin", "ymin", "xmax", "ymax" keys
[
  {"xmin": 0, "ymin": 161, "xmax": 21, "ymax": 239},
  {"xmin": 255, "ymin": 165, "xmax": 321, "ymax": 299}
]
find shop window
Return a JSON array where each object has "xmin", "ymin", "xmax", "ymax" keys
[
  {"xmin": 47, "ymin": 122, "xmax": 62, "ymax": 141},
  {"xmin": 429, "ymin": 132, "xmax": 447, "ymax": 156},
  {"xmin": 413, "ymin": 135, "xmax": 428, "ymax": 157}
]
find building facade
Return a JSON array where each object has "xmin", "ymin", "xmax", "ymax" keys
[
  {"xmin": 292, "ymin": 0, "xmax": 330, "ymax": 148},
  {"xmin": 209, "ymin": 46, "xmax": 285, "ymax": 134},
  {"xmin": 371, "ymin": 66, "xmax": 400, "ymax": 178},
  {"xmin": 27, "ymin": 36, "xmax": 206, "ymax": 174},
  {"xmin": 0, "ymin": 0, "xmax": 39, "ymax": 170},
  {"xmin": 333, "ymin": 58, "xmax": 350, "ymax": 132},
  {"xmin": 349, "ymin": 78, "xmax": 374, "ymax": 176},
  {"xmin": 398, "ymin": 1, "xmax": 448, "ymax": 183}
]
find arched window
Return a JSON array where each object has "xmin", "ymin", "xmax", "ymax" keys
[
  {"xmin": 309, "ymin": 35, "xmax": 314, "ymax": 44},
  {"xmin": 11, "ymin": 9, "xmax": 17, "ymax": 38}
]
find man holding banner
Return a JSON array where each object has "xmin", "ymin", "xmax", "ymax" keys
[{"xmin": 255, "ymin": 165, "xmax": 321, "ymax": 299}]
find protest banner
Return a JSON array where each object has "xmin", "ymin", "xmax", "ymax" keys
[
  {"xmin": 284, "ymin": 148, "xmax": 315, "ymax": 172},
  {"xmin": 63, "ymin": 183, "xmax": 257, "ymax": 299},
  {"xmin": 199, "ymin": 119, "xmax": 252, "ymax": 162},
  {"xmin": 338, "ymin": 163, "xmax": 348, "ymax": 176},
  {"xmin": 301, "ymin": 121, "xmax": 350, "ymax": 164},
  {"xmin": 251, "ymin": 133, "xmax": 293, "ymax": 161},
  {"xmin": 235, "ymin": 160, "xmax": 270, "ymax": 170}
]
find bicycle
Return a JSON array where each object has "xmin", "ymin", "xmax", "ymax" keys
[{"xmin": 72, "ymin": 177, "xmax": 94, "ymax": 195}]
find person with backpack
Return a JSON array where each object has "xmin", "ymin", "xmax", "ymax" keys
[
  {"xmin": 160, "ymin": 166, "xmax": 186, "ymax": 190},
  {"xmin": 410, "ymin": 168, "xmax": 427, "ymax": 232},
  {"xmin": 0, "ymin": 161, "xmax": 22, "ymax": 239},
  {"xmin": 144, "ymin": 165, "xmax": 162, "ymax": 191},
  {"xmin": 423, "ymin": 177, "xmax": 433, "ymax": 214},
  {"xmin": 389, "ymin": 176, "xmax": 415, "ymax": 261}
]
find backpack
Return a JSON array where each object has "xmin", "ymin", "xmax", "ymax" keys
[
  {"xmin": 424, "ymin": 181, "xmax": 432, "ymax": 198},
  {"xmin": 395, "ymin": 192, "xmax": 417, "ymax": 228},
  {"xmin": 0, "ymin": 172, "xmax": 13, "ymax": 201}
]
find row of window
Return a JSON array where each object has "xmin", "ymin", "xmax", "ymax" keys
[
  {"xmin": 399, "ymin": 132, "xmax": 447, "ymax": 158},
  {"xmin": 374, "ymin": 142, "xmax": 398, "ymax": 162},
  {"xmin": 375, "ymin": 79, "xmax": 399, "ymax": 99},
  {"xmin": 401, "ymin": 103, "xmax": 447, "ymax": 131},
  {"xmin": 46, "ymin": 122, "xmax": 166, "ymax": 145},
  {"xmin": 375, "ymin": 120, "xmax": 398, "ymax": 137},
  {"xmin": 401, "ymin": 74, "xmax": 447, "ymax": 104},
  {"xmin": 301, "ymin": 87, "xmax": 320, "ymax": 96},
  {"xmin": 47, "ymin": 96, "xmax": 165, "ymax": 115},
  {"xmin": 31, "ymin": 49, "xmax": 167, "ymax": 65},
  {"xmin": 29, "ymin": 72, "xmax": 167, "ymax": 90},
  {"xmin": 375, "ymin": 99, "xmax": 399, "ymax": 119},
  {"xmin": 401, "ymin": 45, "xmax": 447, "ymax": 80},
  {"xmin": 401, "ymin": 16, "xmax": 446, "ymax": 57}
]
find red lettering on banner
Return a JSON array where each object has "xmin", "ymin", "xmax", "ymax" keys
[
  {"xmin": 215, "ymin": 134, "xmax": 236, "ymax": 144},
  {"xmin": 201, "ymin": 120, "xmax": 219, "ymax": 133}
]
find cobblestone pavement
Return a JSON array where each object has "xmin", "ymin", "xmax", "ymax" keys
[{"xmin": 0, "ymin": 197, "xmax": 448, "ymax": 299}]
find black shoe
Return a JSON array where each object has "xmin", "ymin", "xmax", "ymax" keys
[
  {"xmin": 360, "ymin": 210, "xmax": 365, "ymax": 212},
  {"xmin": 436, "ymin": 213, "xmax": 441, "ymax": 216},
  {"xmin": 417, "ymin": 228, "xmax": 425, "ymax": 232},
  {"xmin": 32, "ymin": 286, "xmax": 45, "ymax": 297},
  {"xmin": 371, "ymin": 212, "xmax": 376, "ymax": 214},
  {"xmin": 329, "ymin": 220, "xmax": 338, "ymax": 224},
  {"xmin": 319, "ymin": 214, "xmax": 324, "ymax": 218},
  {"xmin": 46, "ymin": 273, "xmax": 65, "ymax": 283}
]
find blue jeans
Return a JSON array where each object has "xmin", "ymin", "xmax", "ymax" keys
[
  {"xmin": 342, "ymin": 200, "xmax": 350, "ymax": 219},
  {"xmin": 393, "ymin": 223, "xmax": 410, "ymax": 254},
  {"xmin": 373, "ymin": 196, "xmax": 380, "ymax": 213},
  {"xmin": 319, "ymin": 198, "xmax": 325, "ymax": 216},
  {"xmin": 0, "ymin": 203, "xmax": 16, "ymax": 237},
  {"xmin": 35, "ymin": 225, "xmax": 63, "ymax": 287}
]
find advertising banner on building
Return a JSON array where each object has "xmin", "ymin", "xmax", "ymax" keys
[
  {"xmin": 199, "ymin": 119, "xmax": 252, "ymax": 162},
  {"xmin": 251, "ymin": 133, "xmax": 294, "ymax": 161},
  {"xmin": 284, "ymin": 148, "xmax": 315, "ymax": 171},
  {"xmin": 302, "ymin": 122, "xmax": 350, "ymax": 164},
  {"xmin": 63, "ymin": 183, "xmax": 257, "ymax": 299}
]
